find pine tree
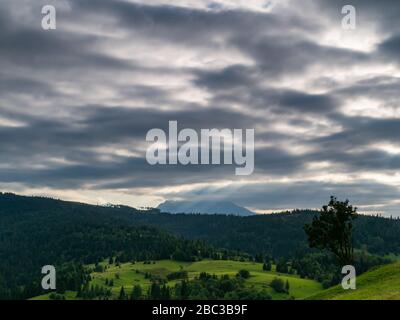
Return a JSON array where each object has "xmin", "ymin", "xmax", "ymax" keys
[
  {"xmin": 149, "ymin": 282, "xmax": 161, "ymax": 300},
  {"xmin": 276, "ymin": 259, "xmax": 288, "ymax": 273},
  {"xmin": 161, "ymin": 285, "xmax": 171, "ymax": 300},
  {"xmin": 263, "ymin": 262, "xmax": 272, "ymax": 271},
  {"xmin": 130, "ymin": 285, "xmax": 142, "ymax": 300},
  {"xmin": 118, "ymin": 286, "xmax": 127, "ymax": 300},
  {"xmin": 180, "ymin": 280, "xmax": 189, "ymax": 300},
  {"xmin": 76, "ymin": 285, "xmax": 82, "ymax": 298}
]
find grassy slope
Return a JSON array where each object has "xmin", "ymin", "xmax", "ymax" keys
[
  {"xmin": 308, "ymin": 262, "xmax": 400, "ymax": 300},
  {"xmin": 31, "ymin": 259, "xmax": 322, "ymax": 300},
  {"xmin": 30, "ymin": 291, "xmax": 77, "ymax": 300}
]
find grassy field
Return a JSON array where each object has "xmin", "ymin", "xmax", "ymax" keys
[
  {"xmin": 31, "ymin": 291, "xmax": 77, "ymax": 300},
  {"xmin": 33, "ymin": 260, "xmax": 400, "ymax": 300},
  {"xmin": 308, "ymin": 262, "xmax": 400, "ymax": 300},
  {"xmin": 31, "ymin": 259, "xmax": 322, "ymax": 300}
]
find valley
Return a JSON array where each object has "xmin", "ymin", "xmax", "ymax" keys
[
  {"xmin": 1, "ymin": 193, "xmax": 400, "ymax": 300},
  {"xmin": 31, "ymin": 259, "xmax": 322, "ymax": 300}
]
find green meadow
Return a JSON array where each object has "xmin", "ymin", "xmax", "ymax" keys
[
  {"xmin": 308, "ymin": 262, "xmax": 400, "ymax": 300},
  {"xmin": 32, "ymin": 259, "xmax": 322, "ymax": 300},
  {"xmin": 32, "ymin": 260, "xmax": 400, "ymax": 300}
]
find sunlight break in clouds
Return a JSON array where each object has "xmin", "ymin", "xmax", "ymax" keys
[{"xmin": 1, "ymin": 0, "xmax": 400, "ymax": 215}]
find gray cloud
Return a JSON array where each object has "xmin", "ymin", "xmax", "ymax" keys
[
  {"xmin": 379, "ymin": 34, "xmax": 400, "ymax": 61},
  {"xmin": 0, "ymin": 0, "xmax": 400, "ymax": 214},
  {"xmin": 160, "ymin": 179, "xmax": 400, "ymax": 215}
]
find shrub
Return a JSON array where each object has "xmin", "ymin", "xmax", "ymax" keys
[
  {"xmin": 270, "ymin": 278, "xmax": 286, "ymax": 293},
  {"xmin": 236, "ymin": 269, "xmax": 250, "ymax": 279}
]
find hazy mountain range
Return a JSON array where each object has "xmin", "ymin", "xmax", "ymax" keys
[{"xmin": 157, "ymin": 200, "xmax": 255, "ymax": 216}]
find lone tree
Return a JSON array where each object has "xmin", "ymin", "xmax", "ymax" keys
[
  {"xmin": 236, "ymin": 269, "xmax": 250, "ymax": 279},
  {"xmin": 118, "ymin": 286, "xmax": 127, "ymax": 300},
  {"xmin": 304, "ymin": 196, "xmax": 357, "ymax": 265},
  {"xmin": 130, "ymin": 284, "xmax": 142, "ymax": 300}
]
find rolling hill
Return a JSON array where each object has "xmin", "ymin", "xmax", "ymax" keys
[
  {"xmin": 0, "ymin": 193, "xmax": 218, "ymax": 299},
  {"xmin": 1, "ymin": 193, "xmax": 400, "ymax": 300},
  {"xmin": 31, "ymin": 259, "xmax": 323, "ymax": 300},
  {"xmin": 308, "ymin": 262, "xmax": 400, "ymax": 300}
]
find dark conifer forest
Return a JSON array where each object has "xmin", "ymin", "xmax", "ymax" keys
[{"xmin": 1, "ymin": 193, "xmax": 399, "ymax": 299}]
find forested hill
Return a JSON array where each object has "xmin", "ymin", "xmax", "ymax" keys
[
  {"xmin": 2, "ymin": 193, "xmax": 400, "ymax": 259},
  {"xmin": 1, "ymin": 193, "xmax": 400, "ymax": 299},
  {"xmin": 131, "ymin": 208, "xmax": 400, "ymax": 258},
  {"xmin": 0, "ymin": 193, "xmax": 216, "ymax": 299}
]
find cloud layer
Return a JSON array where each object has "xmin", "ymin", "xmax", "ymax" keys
[{"xmin": 1, "ymin": 0, "xmax": 400, "ymax": 215}]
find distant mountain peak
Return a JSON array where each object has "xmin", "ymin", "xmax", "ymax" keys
[{"xmin": 157, "ymin": 200, "xmax": 255, "ymax": 216}]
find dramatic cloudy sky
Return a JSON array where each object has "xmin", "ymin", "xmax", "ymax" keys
[{"xmin": 1, "ymin": 0, "xmax": 400, "ymax": 215}]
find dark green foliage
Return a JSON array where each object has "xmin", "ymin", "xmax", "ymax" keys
[
  {"xmin": 94, "ymin": 263, "xmax": 104, "ymax": 273},
  {"xmin": 263, "ymin": 261, "xmax": 272, "ymax": 271},
  {"xmin": 293, "ymin": 252, "xmax": 339, "ymax": 284},
  {"xmin": 78, "ymin": 284, "xmax": 111, "ymax": 300},
  {"xmin": 1, "ymin": 193, "xmax": 399, "ymax": 299},
  {"xmin": 118, "ymin": 286, "xmax": 127, "ymax": 300},
  {"xmin": 292, "ymin": 250, "xmax": 389, "ymax": 287},
  {"xmin": 130, "ymin": 285, "xmax": 142, "ymax": 300},
  {"xmin": 270, "ymin": 278, "xmax": 287, "ymax": 293},
  {"xmin": 49, "ymin": 292, "xmax": 65, "ymax": 300},
  {"xmin": 305, "ymin": 197, "xmax": 357, "ymax": 265},
  {"xmin": 254, "ymin": 254, "xmax": 264, "ymax": 263},
  {"xmin": 166, "ymin": 270, "xmax": 188, "ymax": 281},
  {"xmin": 147, "ymin": 282, "xmax": 171, "ymax": 300},
  {"xmin": 134, "ymin": 209, "xmax": 315, "ymax": 258},
  {"xmin": 0, "ymin": 193, "xmax": 216, "ymax": 299},
  {"xmin": 175, "ymin": 279, "xmax": 190, "ymax": 300},
  {"xmin": 171, "ymin": 249, "xmax": 195, "ymax": 262},
  {"xmin": 236, "ymin": 269, "xmax": 250, "ymax": 279},
  {"xmin": 174, "ymin": 273, "xmax": 272, "ymax": 300},
  {"xmin": 276, "ymin": 258, "xmax": 289, "ymax": 273},
  {"xmin": 130, "ymin": 204, "xmax": 400, "ymax": 260},
  {"xmin": 160, "ymin": 284, "xmax": 171, "ymax": 300}
]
